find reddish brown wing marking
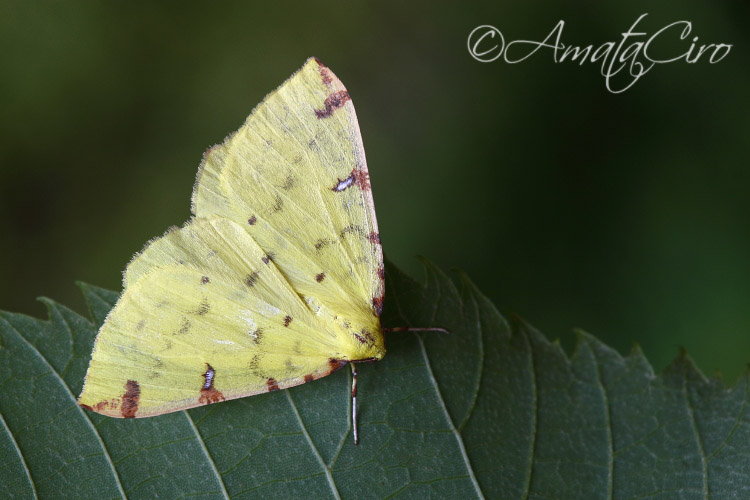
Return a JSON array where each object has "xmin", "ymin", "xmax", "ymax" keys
[
  {"xmin": 331, "ymin": 168, "xmax": 370, "ymax": 192},
  {"xmin": 372, "ymin": 295, "xmax": 385, "ymax": 317},
  {"xmin": 315, "ymin": 90, "xmax": 351, "ymax": 119},
  {"xmin": 267, "ymin": 378, "xmax": 280, "ymax": 392},
  {"xmin": 314, "ymin": 57, "xmax": 334, "ymax": 86},
  {"xmin": 199, "ymin": 364, "xmax": 225, "ymax": 405},
  {"xmin": 121, "ymin": 380, "xmax": 140, "ymax": 418},
  {"xmin": 361, "ymin": 329, "xmax": 375, "ymax": 343},
  {"xmin": 80, "ymin": 399, "xmax": 118, "ymax": 413},
  {"xmin": 328, "ymin": 359, "xmax": 347, "ymax": 372},
  {"xmin": 300, "ymin": 359, "xmax": 347, "ymax": 387}
]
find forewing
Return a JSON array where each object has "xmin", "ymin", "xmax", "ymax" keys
[
  {"xmin": 78, "ymin": 217, "xmax": 351, "ymax": 417},
  {"xmin": 192, "ymin": 58, "xmax": 384, "ymax": 345}
]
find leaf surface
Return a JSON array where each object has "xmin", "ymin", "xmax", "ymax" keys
[{"xmin": 1, "ymin": 261, "xmax": 748, "ymax": 499}]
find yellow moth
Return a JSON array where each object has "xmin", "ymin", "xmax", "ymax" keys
[{"xmin": 78, "ymin": 58, "xmax": 401, "ymax": 444}]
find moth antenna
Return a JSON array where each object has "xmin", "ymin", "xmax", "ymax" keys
[
  {"xmin": 351, "ymin": 363, "xmax": 359, "ymax": 445},
  {"xmin": 383, "ymin": 327, "xmax": 450, "ymax": 334}
]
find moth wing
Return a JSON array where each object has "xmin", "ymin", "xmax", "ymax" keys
[
  {"xmin": 192, "ymin": 58, "xmax": 384, "ymax": 350},
  {"xmin": 78, "ymin": 217, "xmax": 353, "ymax": 417}
]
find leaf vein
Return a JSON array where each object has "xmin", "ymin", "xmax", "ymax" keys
[
  {"xmin": 285, "ymin": 390, "xmax": 342, "ymax": 500},
  {"xmin": 45, "ymin": 302, "xmax": 76, "ymax": 381},
  {"xmin": 459, "ymin": 288, "xmax": 485, "ymax": 432},
  {"xmin": 707, "ymin": 376, "xmax": 750, "ymax": 461},
  {"xmin": 521, "ymin": 326, "xmax": 538, "ymax": 500},
  {"xmin": 591, "ymin": 343, "xmax": 614, "ymax": 499},
  {"xmin": 0, "ymin": 317, "xmax": 128, "ymax": 500},
  {"xmin": 183, "ymin": 411, "xmax": 230, "ymax": 499},
  {"xmin": 683, "ymin": 373, "xmax": 710, "ymax": 499},
  {"xmin": 0, "ymin": 410, "xmax": 38, "ymax": 499},
  {"xmin": 326, "ymin": 369, "xmax": 353, "ymax": 469},
  {"xmin": 416, "ymin": 335, "xmax": 485, "ymax": 499}
]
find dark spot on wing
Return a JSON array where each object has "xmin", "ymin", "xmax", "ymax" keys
[
  {"xmin": 248, "ymin": 215, "xmax": 257, "ymax": 225},
  {"xmin": 267, "ymin": 378, "xmax": 280, "ymax": 392},
  {"xmin": 261, "ymin": 255, "xmax": 270, "ymax": 264},
  {"xmin": 121, "ymin": 380, "xmax": 140, "ymax": 418},
  {"xmin": 281, "ymin": 175, "xmax": 296, "ymax": 190},
  {"xmin": 136, "ymin": 319, "xmax": 146, "ymax": 331},
  {"xmin": 201, "ymin": 276, "xmax": 210, "ymax": 284},
  {"xmin": 308, "ymin": 139, "xmax": 319, "ymax": 150},
  {"xmin": 353, "ymin": 332, "xmax": 367, "ymax": 344},
  {"xmin": 362, "ymin": 329, "xmax": 375, "ymax": 342},
  {"xmin": 249, "ymin": 354, "xmax": 260, "ymax": 371},
  {"xmin": 315, "ymin": 272, "xmax": 325, "ymax": 283},
  {"xmin": 199, "ymin": 363, "xmax": 225, "ymax": 405},
  {"xmin": 367, "ymin": 232, "xmax": 381, "ymax": 244},
  {"xmin": 250, "ymin": 328, "xmax": 264, "ymax": 344},
  {"xmin": 249, "ymin": 355, "xmax": 268, "ymax": 379},
  {"xmin": 176, "ymin": 317, "xmax": 192, "ymax": 335},
  {"xmin": 377, "ymin": 267, "xmax": 385, "ymax": 280},
  {"xmin": 270, "ymin": 195, "xmax": 283, "ymax": 213},
  {"xmin": 304, "ymin": 374, "xmax": 315, "ymax": 383},
  {"xmin": 245, "ymin": 271, "xmax": 259, "ymax": 287},
  {"xmin": 372, "ymin": 294, "xmax": 385, "ymax": 317},
  {"xmin": 340, "ymin": 225, "xmax": 365, "ymax": 239},
  {"xmin": 315, "ymin": 90, "xmax": 351, "ymax": 118},
  {"xmin": 315, "ymin": 238, "xmax": 335, "ymax": 251},
  {"xmin": 194, "ymin": 298, "xmax": 210, "ymax": 316},
  {"xmin": 283, "ymin": 315, "xmax": 292, "ymax": 327}
]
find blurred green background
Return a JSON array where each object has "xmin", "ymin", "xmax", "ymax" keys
[{"xmin": 1, "ymin": 2, "xmax": 748, "ymax": 380}]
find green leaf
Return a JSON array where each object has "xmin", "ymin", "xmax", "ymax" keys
[{"xmin": 1, "ymin": 260, "xmax": 749, "ymax": 499}]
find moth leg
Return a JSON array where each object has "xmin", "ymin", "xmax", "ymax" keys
[
  {"xmin": 351, "ymin": 362, "xmax": 359, "ymax": 445},
  {"xmin": 383, "ymin": 327, "xmax": 450, "ymax": 334}
]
